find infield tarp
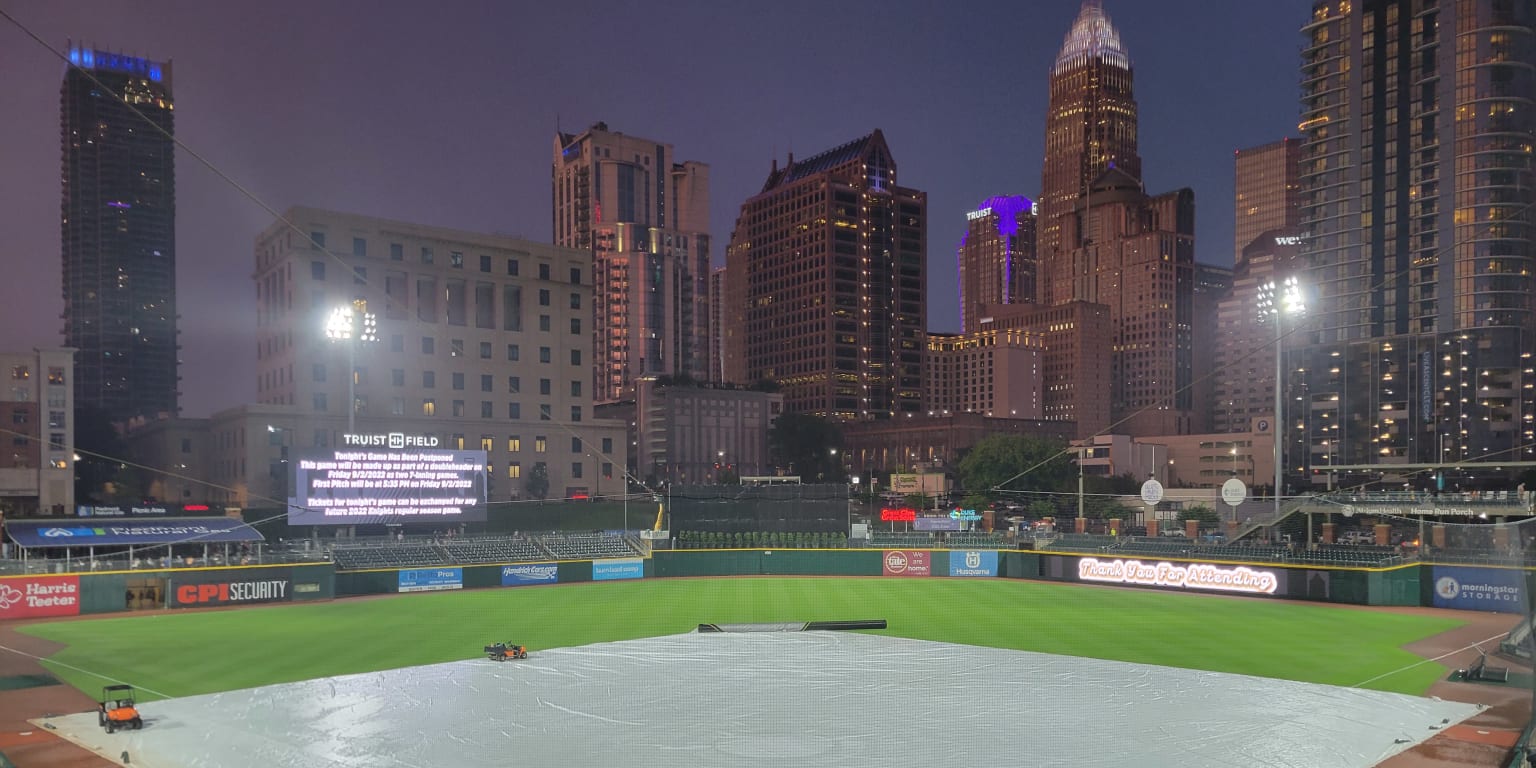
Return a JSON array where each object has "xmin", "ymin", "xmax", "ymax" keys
[{"xmin": 38, "ymin": 633, "xmax": 1479, "ymax": 768}]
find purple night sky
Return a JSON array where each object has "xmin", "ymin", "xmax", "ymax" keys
[{"xmin": 0, "ymin": 1, "xmax": 1304, "ymax": 417}]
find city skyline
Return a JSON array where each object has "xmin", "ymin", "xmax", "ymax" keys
[{"xmin": 0, "ymin": 1, "xmax": 1305, "ymax": 417}]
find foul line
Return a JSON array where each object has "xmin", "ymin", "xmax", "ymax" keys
[
  {"xmin": 1351, "ymin": 632, "xmax": 1508, "ymax": 690},
  {"xmin": 0, "ymin": 643, "xmax": 174, "ymax": 700}
]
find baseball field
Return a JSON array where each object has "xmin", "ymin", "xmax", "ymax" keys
[{"xmin": 17, "ymin": 576, "xmax": 1464, "ymax": 700}]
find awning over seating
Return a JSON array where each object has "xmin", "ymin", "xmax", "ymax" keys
[{"xmin": 4, "ymin": 517, "xmax": 265, "ymax": 548}]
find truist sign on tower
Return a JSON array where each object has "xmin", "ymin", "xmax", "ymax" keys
[{"xmin": 342, "ymin": 432, "xmax": 441, "ymax": 449}]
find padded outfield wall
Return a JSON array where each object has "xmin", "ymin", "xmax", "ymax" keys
[{"xmin": 0, "ymin": 563, "xmax": 334, "ymax": 621}]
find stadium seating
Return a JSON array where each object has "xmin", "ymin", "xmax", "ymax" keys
[
  {"xmin": 540, "ymin": 533, "xmax": 637, "ymax": 560},
  {"xmin": 438, "ymin": 538, "xmax": 549, "ymax": 564},
  {"xmin": 867, "ymin": 532, "xmax": 938, "ymax": 548},
  {"xmin": 946, "ymin": 534, "xmax": 1008, "ymax": 550}
]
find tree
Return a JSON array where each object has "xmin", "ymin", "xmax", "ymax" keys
[
  {"xmin": 1026, "ymin": 499, "xmax": 1058, "ymax": 520},
  {"xmin": 525, "ymin": 462, "xmax": 549, "ymax": 500},
  {"xmin": 958, "ymin": 494, "xmax": 991, "ymax": 512},
  {"xmin": 956, "ymin": 435, "xmax": 1073, "ymax": 497},
  {"xmin": 1177, "ymin": 504, "xmax": 1221, "ymax": 525},
  {"xmin": 767, "ymin": 412, "xmax": 843, "ymax": 481}
]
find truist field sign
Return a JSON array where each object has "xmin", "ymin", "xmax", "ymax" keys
[{"xmin": 1078, "ymin": 558, "xmax": 1279, "ymax": 595}]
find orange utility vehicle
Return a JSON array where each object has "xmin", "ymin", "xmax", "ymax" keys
[
  {"xmin": 485, "ymin": 642, "xmax": 529, "ymax": 661},
  {"xmin": 98, "ymin": 685, "xmax": 143, "ymax": 733}
]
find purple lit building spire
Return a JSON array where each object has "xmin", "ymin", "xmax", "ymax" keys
[{"xmin": 957, "ymin": 195, "xmax": 1038, "ymax": 333}]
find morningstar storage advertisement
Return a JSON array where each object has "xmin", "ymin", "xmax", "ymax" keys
[
  {"xmin": 0, "ymin": 576, "xmax": 81, "ymax": 619},
  {"xmin": 170, "ymin": 569, "xmax": 293, "ymax": 608},
  {"xmin": 1431, "ymin": 566, "xmax": 1528, "ymax": 613},
  {"xmin": 288, "ymin": 439, "xmax": 487, "ymax": 525}
]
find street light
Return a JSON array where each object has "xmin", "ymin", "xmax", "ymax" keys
[
  {"xmin": 1257, "ymin": 275, "xmax": 1305, "ymax": 517},
  {"xmin": 325, "ymin": 299, "xmax": 378, "ymax": 434}
]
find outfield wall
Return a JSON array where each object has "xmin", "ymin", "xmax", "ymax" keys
[{"xmin": 10, "ymin": 551, "xmax": 1531, "ymax": 621}]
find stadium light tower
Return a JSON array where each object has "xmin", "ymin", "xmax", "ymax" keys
[
  {"xmin": 325, "ymin": 299, "xmax": 379, "ymax": 434},
  {"xmin": 1256, "ymin": 276, "xmax": 1305, "ymax": 517}
]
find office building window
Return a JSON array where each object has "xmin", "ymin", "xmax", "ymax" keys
[
  {"xmin": 390, "ymin": 242, "xmax": 403, "ymax": 261},
  {"xmin": 535, "ymin": 436, "xmax": 547, "ymax": 453},
  {"xmin": 570, "ymin": 406, "xmax": 582, "ymax": 422},
  {"xmin": 313, "ymin": 393, "xmax": 327, "ymax": 411},
  {"xmin": 508, "ymin": 402, "xmax": 521, "ymax": 419},
  {"xmin": 453, "ymin": 372, "xmax": 465, "ymax": 391},
  {"xmin": 422, "ymin": 337, "xmax": 435, "ymax": 355},
  {"xmin": 507, "ymin": 258, "xmax": 519, "ymax": 276},
  {"xmin": 479, "ymin": 254, "xmax": 492, "ymax": 273},
  {"xmin": 352, "ymin": 238, "xmax": 366, "ymax": 258},
  {"xmin": 540, "ymin": 378, "xmax": 552, "ymax": 396},
  {"xmin": 538, "ymin": 263, "xmax": 550, "ymax": 280},
  {"xmin": 480, "ymin": 341, "xmax": 492, "ymax": 359},
  {"xmin": 570, "ymin": 267, "xmax": 582, "ymax": 285},
  {"xmin": 507, "ymin": 344, "xmax": 520, "ymax": 361},
  {"xmin": 423, "ymin": 371, "xmax": 436, "ymax": 388},
  {"xmin": 569, "ymin": 292, "xmax": 582, "ymax": 309},
  {"xmin": 481, "ymin": 401, "xmax": 493, "ymax": 418},
  {"xmin": 538, "ymin": 289, "xmax": 551, "ymax": 306},
  {"xmin": 507, "ymin": 436, "xmax": 521, "ymax": 452},
  {"xmin": 507, "ymin": 376, "xmax": 520, "ymax": 393},
  {"xmin": 310, "ymin": 232, "xmax": 326, "ymax": 249},
  {"xmin": 450, "ymin": 251, "xmax": 464, "ymax": 268},
  {"xmin": 311, "ymin": 261, "xmax": 325, "ymax": 280},
  {"xmin": 570, "ymin": 349, "xmax": 582, "ymax": 366},
  {"xmin": 570, "ymin": 380, "xmax": 581, "ymax": 397},
  {"xmin": 571, "ymin": 462, "xmax": 584, "ymax": 479},
  {"xmin": 452, "ymin": 400, "xmax": 466, "ymax": 417},
  {"xmin": 312, "ymin": 363, "xmax": 326, "ymax": 382},
  {"xmin": 601, "ymin": 438, "xmax": 613, "ymax": 453},
  {"xmin": 508, "ymin": 462, "xmax": 521, "ymax": 479},
  {"xmin": 421, "ymin": 246, "xmax": 434, "ymax": 264},
  {"xmin": 481, "ymin": 374, "xmax": 493, "ymax": 392},
  {"xmin": 571, "ymin": 437, "xmax": 582, "ymax": 453},
  {"xmin": 540, "ymin": 347, "xmax": 551, "ymax": 363}
]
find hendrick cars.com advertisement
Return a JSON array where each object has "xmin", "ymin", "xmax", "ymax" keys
[
  {"xmin": 0, "ymin": 576, "xmax": 81, "ymax": 619},
  {"xmin": 501, "ymin": 564, "xmax": 558, "ymax": 587},
  {"xmin": 882, "ymin": 550, "xmax": 931, "ymax": 577},
  {"xmin": 1431, "ymin": 566, "xmax": 1527, "ymax": 613},
  {"xmin": 171, "ymin": 570, "xmax": 292, "ymax": 608}
]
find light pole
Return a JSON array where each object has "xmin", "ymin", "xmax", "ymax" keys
[
  {"xmin": 325, "ymin": 299, "xmax": 378, "ymax": 434},
  {"xmin": 1257, "ymin": 275, "xmax": 1305, "ymax": 518}
]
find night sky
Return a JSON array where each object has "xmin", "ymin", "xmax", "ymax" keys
[{"xmin": 0, "ymin": 1, "xmax": 1306, "ymax": 417}]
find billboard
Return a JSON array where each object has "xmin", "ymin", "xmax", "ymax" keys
[
  {"xmin": 882, "ymin": 550, "xmax": 931, "ymax": 577},
  {"xmin": 1431, "ymin": 566, "xmax": 1527, "ymax": 613},
  {"xmin": 948, "ymin": 550, "xmax": 999, "ymax": 577},
  {"xmin": 592, "ymin": 559, "xmax": 643, "ymax": 581},
  {"xmin": 171, "ymin": 570, "xmax": 292, "ymax": 607},
  {"xmin": 1077, "ymin": 558, "xmax": 1280, "ymax": 595},
  {"xmin": 501, "ymin": 564, "xmax": 558, "ymax": 586},
  {"xmin": 398, "ymin": 568, "xmax": 464, "ymax": 593},
  {"xmin": 7, "ymin": 518, "xmax": 261, "ymax": 547},
  {"xmin": 0, "ymin": 576, "xmax": 80, "ymax": 620},
  {"xmin": 288, "ymin": 442, "xmax": 487, "ymax": 525},
  {"xmin": 913, "ymin": 516, "xmax": 961, "ymax": 531}
]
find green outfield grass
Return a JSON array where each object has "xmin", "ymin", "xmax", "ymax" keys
[{"xmin": 20, "ymin": 578, "xmax": 1463, "ymax": 700}]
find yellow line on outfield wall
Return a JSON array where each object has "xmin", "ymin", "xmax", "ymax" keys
[{"xmin": 0, "ymin": 561, "xmax": 322, "ymax": 579}]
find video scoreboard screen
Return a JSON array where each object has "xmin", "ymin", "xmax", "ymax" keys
[{"xmin": 288, "ymin": 443, "xmax": 487, "ymax": 525}]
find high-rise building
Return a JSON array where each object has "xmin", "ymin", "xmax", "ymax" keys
[
  {"xmin": 924, "ymin": 329, "xmax": 1043, "ymax": 419},
  {"xmin": 724, "ymin": 130, "xmax": 926, "ymax": 419},
  {"xmin": 958, "ymin": 196, "xmax": 1037, "ymax": 333},
  {"xmin": 252, "ymin": 206, "xmax": 625, "ymax": 502},
  {"xmin": 1055, "ymin": 169, "xmax": 1197, "ymax": 436},
  {"xmin": 60, "ymin": 44, "xmax": 178, "ymax": 423},
  {"xmin": 1233, "ymin": 139, "xmax": 1303, "ymax": 261},
  {"xmin": 977, "ymin": 301, "xmax": 1113, "ymax": 439},
  {"xmin": 552, "ymin": 123, "xmax": 710, "ymax": 403},
  {"xmin": 1190, "ymin": 262, "xmax": 1233, "ymax": 434},
  {"xmin": 1211, "ymin": 229, "xmax": 1304, "ymax": 435},
  {"xmin": 1038, "ymin": 1, "xmax": 1141, "ymax": 305},
  {"xmin": 1295, "ymin": 0, "xmax": 1536, "ymax": 477},
  {"xmin": 0, "ymin": 349, "xmax": 76, "ymax": 516},
  {"xmin": 707, "ymin": 266, "xmax": 726, "ymax": 383}
]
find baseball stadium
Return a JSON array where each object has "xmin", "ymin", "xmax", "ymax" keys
[{"xmin": 1, "ymin": 485, "xmax": 1534, "ymax": 768}]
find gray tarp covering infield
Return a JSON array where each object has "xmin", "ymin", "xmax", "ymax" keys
[{"xmin": 40, "ymin": 632, "xmax": 1479, "ymax": 768}]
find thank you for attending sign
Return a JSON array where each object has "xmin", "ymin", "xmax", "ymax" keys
[
  {"xmin": 0, "ymin": 576, "xmax": 80, "ymax": 619},
  {"xmin": 948, "ymin": 550, "xmax": 998, "ymax": 577},
  {"xmin": 398, "ymin": 567, "xmax": 463, "ymax": 593},
  {"xmin": 1077, "ymin": 558, "xmax": 1279, "ymax": 595},
  {"xmin": 501, "ymin": 564, "xmax": 558, "ymax": 586},
  {"xmin": 592, "ymin": 558, "xmax": 643, "ymax": 581},
  {"xmin": 1431, "ymin": 566, "xmax": 1526, "ymax": 613},
  {"xmin": 882, "ymin": 550, "xmax": 931, "ymax": 577}
]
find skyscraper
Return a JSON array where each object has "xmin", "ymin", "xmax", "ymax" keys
[
  {"xmin": 1056, "ymin": 170, "xmax": 1196, "ymax": 436},
  {"xmin": 61, "ymin": 44, "xmax": 178, "ymax": 423},
  {"xmin": 1295, "ymin": 0, "xmax": 1536, "ymax": 477},
  {"xmin": 551, "ymin": 122, "xmax": 711, "ymax": 403},
  {"xmin": 958, "ymin": 195, "xmax": 1036, "ymax": 333},
  {"xmin": 1233, "ymin": 139, "xmax": 1303, "ymax": 261},
  {"xmin": 1038, "ymin": 0, "xmax": 1141, "ymax": 305},
  {"xmin": 724, "ymin": 130, "xmax": 926, "ymax": 419}
]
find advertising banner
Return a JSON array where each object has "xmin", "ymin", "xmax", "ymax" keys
[
  {"xmin": 948, "ymin": 550, "xmax": 999, "ymax": 577},
  {"xmin": 1077, "ymin": 557, "xmax": 1280, "ymax": 595},
  {"xmin": 0, "ymin": 576, "xmax": 80, "ymax": 619},
  {"xmin": 1431, "ymin": 566, "xmax": 1527, "ymax": 613},
  {"xmin": 913, "ymin": 516, "xmax": 961, "ymax": 532},
  {"xmin": 171, "ymin": 570, "xmax": 292, "ymax": 607},
  {"xmin": 882, "ymin": 550, "xmax": 931, "ymax": 577},
  {"xmin": 592, "ymin": 559, "xmax": 644, "ymax": 581},
  {"xmin": 7, "ymin": 517, "xmax": 261, "ymax": 547},
  {"xmin": 501, "ymin": 564, "xmax": 559, "ymax": 586},
  {"xmin": 288, "ymin": 444, "xmax": 488, "ymax": 525},
  {"xmin": 398, "ymin": 568, "xmax": 464, "ymax": 593}
]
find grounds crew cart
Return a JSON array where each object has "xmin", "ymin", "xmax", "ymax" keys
[
  {"xmin": 485, "ymin": 642, "xmax": 529, "ymax": 661},
  {"xmin": 98, "ymin": 685, "xmax": 142, "ymax": 733}
]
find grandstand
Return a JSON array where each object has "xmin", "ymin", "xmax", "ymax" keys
[
  {"xmin": 326, "ymin": 532, "xmax": 637, "ymax": 571},
  {"xmin": 540, "ymin": 533, "xmax": 638, "ymax": 560}
]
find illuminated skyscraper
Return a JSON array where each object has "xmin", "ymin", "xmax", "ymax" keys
[
  {"xmin": 724, "ymin": 130, "xmax": 926, "ymax": 419},
  {"xmin": 1038, "ymin": 0, "xmax": 1140, "ymax": 306},
  {"xmin": 1294, "ymin": 0, "xmax": 1536, "ymax": 478},
  {"xmin": 552, "ymin": 122, "xmax": 711, "ymax": 403},
  {"xmin": 1233, "ymin": 139, "xmax": 1303, "ymax": 262},
  {"xmin": 61, "ymin": 44, "xmax": 178, "ymax": 422},
  {"xmin": 958, "ymin": 195, "xmax": 1036, "ymax": 333}
]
